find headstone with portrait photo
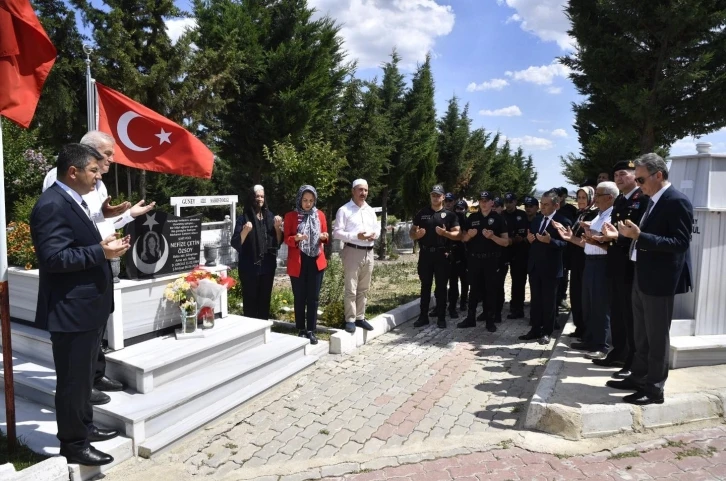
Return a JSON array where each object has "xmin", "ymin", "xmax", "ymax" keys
[{"xmin": 124, "ymin": 211, "xmax": 203, "ymax": 279}]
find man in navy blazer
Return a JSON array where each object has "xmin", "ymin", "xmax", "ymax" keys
[
  {"xmin": 608, "ymin": 153, "xmax": 693, "ymax": 405},
  {"xmin": 519, "ymin": 191, "xmax": 572, "ymax": 345},
  {"xmin": 30, "ymin": 144, "xmax": 130, "ymax": 466}
]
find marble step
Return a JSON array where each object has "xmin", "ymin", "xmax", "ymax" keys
[
  {"xmin": 1, "ymin": 333, "xmax": 313, "ymax": 450},
  {"xmin": 137, "ymin": 354, "xmax": 316, "ymax": 457},
  {"xmin": 2, "ymin": 322, "xmax": 53, "ymax": 366},
  {"xmin": 0, "ymin": 392, "xmax": 133, "ymax": 481},
  {"xmin": 105, "ymin": 315, "xmax": 272, "ymax": 393},
  {"xmin": 670, "ymin": 335, "xmax": 726, "ymax": 369},
  {"xmin": 305, "ymin": 339, "xmax": 330, "ymax": 359}
]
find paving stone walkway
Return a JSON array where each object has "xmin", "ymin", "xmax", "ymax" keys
[{"xmin": 321, "ymin": 425, "xmax": 726, "ymax": 481}]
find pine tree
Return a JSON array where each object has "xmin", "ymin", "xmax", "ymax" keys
[
  {"xmin": 561, "ymin": 0, "xmax": 726, "ymax": 178},
  {"xmin": 32, "ymin": 0, "xmax": 87, "ymax": 149},
  {"xmin": 436, "ymin": 96, "xmax": 470, "ymax": 193},
  {"xmin": 399, "ymin": 54, "xmax": 437, "ymax": 219}
]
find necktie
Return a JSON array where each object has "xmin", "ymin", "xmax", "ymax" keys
[
  {"xmin": 629, "ymin": 199, "xmax": 654, "ymax": 259},
  {"xmin": 539, "ymin": 216, "xmax": 549, "ymax": 234},
  {"xmin": 80, "ymin": 200, "xmax": 101, "ymax": 235}
]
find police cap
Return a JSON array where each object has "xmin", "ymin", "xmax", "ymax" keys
[
  {"xmin": 504, "ymin": 192, "xmax": 516, "ymax": 202},
  {"xmin": 480, "ymin": 191, "xmax": 493, "ymax": 200},
  {"xmin": 612, "ymin": 160, "xmax": 636, "ymax": 172},
  {"xmin": 493, "ymin": 197, "xmax": 504, "ymax": 207},
  {"xmin": 523, "ymin": 196, "xmax": 539, "ymax": 207},
  {"xmin": 455, "ymin": 200, "xmax": 467, "ymax": 210},
  {"xmin": 431, "ymin": 184, "xmax": 445, "ymax": 195},
  {"xmin": 444, "ymin": 192, "xmax": 455, "ymax": 201}
]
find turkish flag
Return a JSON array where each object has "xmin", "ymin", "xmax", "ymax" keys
[
  {"xmin": 0, "ymin": 0, "xmax": 56, "ymax": 128},
  {"xmin": 96, "ymin": 83, "xmax": 214, "ymax": 179}
]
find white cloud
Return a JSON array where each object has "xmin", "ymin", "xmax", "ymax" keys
[
  {"xmin": 166, "ymin": 18, "xmax": 197, "ymax": 45},
  {"xmin": 505, "ymin": 61, "xmax": 571, "ymax": 85},
  {"xmin": 508, "ymin": 135, "xmax": 555, "ymax": 151},
  {"xmin": 546, "ymin": 86, "xmax": 562, "ymax": 94},
  {"xmin": 308, "ymin": 0, "xmax": 455, "ymax": 70},
  {"xmin": 551, "ymin": 128, "xmax": 568, "ymax": 138},
  {"xmin": 466, "ymin": 78, "xmax": 509, "ymax": 92},
  {"xmin": 479, "ymin": 105, "xmax": 522, "ymax": 117},
  {"xmin": 497, "ymin": 0, "xmax": 574, "ymax": 51}
]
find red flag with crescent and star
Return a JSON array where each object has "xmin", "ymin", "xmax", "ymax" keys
[
  {"xmin": 96, "ymin": 83, "xmax": 214, "ymax": 179},
  {"xmin": 0, "ymin": 0, "xmax": 57, "ymax": 128}
]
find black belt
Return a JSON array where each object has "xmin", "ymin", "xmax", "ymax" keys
[
  {"xmin": 469, "ymin": 252, "xmax": 500, "ymax": 259},
  {"xmin": 585, "ymin": 255, "xmax": 608, "ymax": 260},
  {"xmin": 345, "ymin": 243, "xmax": 374, "ymax": 251},
  {"xmin": 420, "ymin": 246, "xmax": 447, "ymax": 253}
]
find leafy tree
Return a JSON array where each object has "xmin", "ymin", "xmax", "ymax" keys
[
  {"xmin": 561, "ymin": 0, "xmax": 726, "ymax": 178},
  {"xmin": 399, "ymin": 54, "xmax": 437, "ymax": 219},
  {"xmin": 32, "ymin": 0, "xmax": 88, "ymax": 149}
]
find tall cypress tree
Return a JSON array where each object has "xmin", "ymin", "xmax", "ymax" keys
[
  {"xmin": 436, "ymin": 96, "xmax": 471, "ymax": 193},
  {"xmin": 376, "ymin": 50, "xmax": 407, "ymax": 258},
  {"xmin": 400, "ymin": 54, "xmax": 437, "ymax": 219}
]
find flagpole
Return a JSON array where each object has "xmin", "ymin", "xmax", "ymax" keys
[
  {"xmin": 0, "ymin": 118, "xmax": 18, "ymax": 452},
  {"xmin": 84, "ymin": 44, "xmax": 97, "ymax": 131}
]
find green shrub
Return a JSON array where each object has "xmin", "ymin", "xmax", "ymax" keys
[
  {"xmin": 319, "ymin": 254, "xmax": 345, "ymax": 326},
  {"xmin": 12, "ymin": 194, "xmax": 39, "ymax": 223},
  {"xmin": 269, "ymin": 287, "xmax": 294, "ymax": 316},
  {"xmin": 227, "ymin": 269, "xmax": 243, "ymax": 314}
]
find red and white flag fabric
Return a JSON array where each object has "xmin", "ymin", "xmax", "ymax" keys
[
  {"xmin": 0, "ymin": 0, "xmax": 56, "ymax": 128},
  {"xmin": 96, "ymin": 83, "xmax": 214, "ymax": 179}
]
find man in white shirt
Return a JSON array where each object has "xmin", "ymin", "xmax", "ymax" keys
[
  {"xmin": 42, "ymin": 131, "xmax": 155, "ymax": 403},
  {"xmin": 333, "ymin": 179, "xmax": 379, "ymax": 334},
  {"xmin": 571, "ymin": 181, "xmax": 617, "ymax": 360}
]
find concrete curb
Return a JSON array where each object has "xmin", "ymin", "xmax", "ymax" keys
[
  {"xmin": 329, "ymin": 296, "xmax": 434, "ymax": 355},
  {"xmin": 0, "ymin": 457, "xmax": 68, "ymax": 481},
  {"xmin": 524, "ymin": 318, "xmax": 726, "ymax": 440}
]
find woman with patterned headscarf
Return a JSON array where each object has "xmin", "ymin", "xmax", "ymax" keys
[
  {"xmin": 231, "ymin": 185, "xmax": 283, "ymax": 320},
  {"xmin": 553, "ymin": 186, "xmax": 598, "ymax": 339},
  {"xmin": 283, "ymin": 185, "xmax": 329, "ymax": 344}
]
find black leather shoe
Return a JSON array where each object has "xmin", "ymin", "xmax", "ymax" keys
[
  {"xmin": 592, "ymin": 357, "xmax": 625, "ymax": 367},
  {"xmin": 486, "ymin": 323, "xmax": 497, "ymax": 333},
  {"xmin": 88, "ymin": 426, "xmax": 119, "ymax": 442},
  {"xmin": 612, "ymin": 369, "xmax": 632, "ymax": 379},
  {"xmin": 566, "ymin": 329, "xmax": 583, "ymax": 338},
  {"xmin": 518, "ymin": 331, "xmax": 540, "ymax": 341},
  {"xmin": 61, "ymin": 446, "xmax": 114, "ymax": 466},
  {"xmin": 413, "ymin": 316, "xmax": 429, "ymax": 327},
  {"xmin": 355, "ymin": 319, "xmax": 374, "ymax": 331},
  {"xmin": 507, "ymin": 312, "xmax": 524, "ymax": 319},
  {"xmin": 570, "ymin": 342, "xmax": 598, "ymax": 352},
  {"xmin": 457, "ymin": 318, "xmax": 476, "ymax": 328},
  {"xmin": 606, "ymin": 379, "xmax": 640, "ymax": 390},
  {"xmin": 437, "ymin": 319, "xmax": 447, "ymax": 329},
  {"xmin": 344, "ymin": 322, "xmax": 356, "ymax": 333},
  {"xmin": 623, "ymin": 390, "xmax": 664, "ymax": 405},
  {"xmin": 448, "ymin": 309, "xmax": 459, "ymax": 319},
  {"xmin": 90, "ymin": 389, "xmax": 111, "ymax": 406},
  {"xmin": 94, "ymin": 376, "xmax": 123, "ymax": 392},
  {"xmin": 307, "ymin": 331, "xmax": 319, "ymax": 345},
  {"xmin": 537, "ymin": 335, "xmax": 551, "ymax": 345}
]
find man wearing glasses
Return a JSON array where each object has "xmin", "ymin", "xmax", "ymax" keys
[{"xmin": 606, "ymin": 153, "xmax": 693, "ymax": 406}]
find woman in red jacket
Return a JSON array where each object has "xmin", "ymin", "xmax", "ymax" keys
[{"xmin": 284, "ymin": 185, "xmax": 328, "ymax": 344}]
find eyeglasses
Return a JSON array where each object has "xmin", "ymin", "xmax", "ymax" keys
[{"xmin": 635, "ymin": 172, "xmax": 657, "ymax": 185}]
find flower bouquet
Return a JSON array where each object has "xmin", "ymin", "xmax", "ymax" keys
[
  {"xmin": 164, "ymin": 277, "xmax": 197, "ymax": 333},
  {"xmin": 184, "ymin": 267, "xmax": 236, "ymax": 328}
]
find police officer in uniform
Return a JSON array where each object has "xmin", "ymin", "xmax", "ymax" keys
[
  {"xmin": 447, "ymin": 199, "xmax": 469, "ymax": 316},
  {"xmin": 501, "ymin": 193, "xmax": 529, "ymax": 319},
  {"xmin": 591, "ymin": 160, "xmax": 649, "ymax": 377},
  {"xmin": 458, "ymin": 191, "xmax": 509, "ymax": 332},
  {"xmin": 492, "ymin": 196, "xmax": 508, "ymax": 323},
  {"xmin": 410, "ymin": 184, "xmax": 461, "ymax": 328}
]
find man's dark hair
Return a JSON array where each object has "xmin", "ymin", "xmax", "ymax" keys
[
  {"xmin": 555, "ymin": 186, "xmax": 569, "ymax": 197},
  {"xmin": 580, "ymin": 178, "xmax": 597, "ymax": 188},
  {"xmin": 56, "ymin": 143, "xmax": 103, "ymax": 176}
]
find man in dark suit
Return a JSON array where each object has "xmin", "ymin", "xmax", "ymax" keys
[
  {"xmin": 607, "ymin": 153, "xmax": 693, "ymax": 405},
  {"xmin": 519, "ymin": 191, "xmax": 571, "ymax": 345},
  {"xmin": 30, "ymin": 144, "xmax": 131, "ymax": 466}
]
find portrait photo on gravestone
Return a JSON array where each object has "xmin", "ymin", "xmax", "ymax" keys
[{"xmin": 124, "ymin": 211, "xmax": 203, "ymax": 279}]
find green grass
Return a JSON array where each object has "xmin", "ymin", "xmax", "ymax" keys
[
  {"xmin": 0, "ymin": 430, "xmax": 49, "ymax": 471},
  {"xmin": 271, "ymin": 324, "xmax": 332, "ymax": 341},
  {"xmin": 608, "ymin": 450, "xmax": 640, "ymax": 460}
]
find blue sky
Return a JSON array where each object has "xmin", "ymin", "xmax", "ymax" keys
[{"xmin": 164, "ymin": 0, "xmax": 726, "ymax": 190}]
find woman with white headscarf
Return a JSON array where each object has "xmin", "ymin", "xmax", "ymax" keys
[
  {"xmin": 231, "ymin": 185, "xmax": 283, "ymax": 320},
  {"xmin": 283, "ymin": 185, "xmax": 329, "ymax": 344}
]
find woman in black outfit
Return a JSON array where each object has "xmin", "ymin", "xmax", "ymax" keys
[
  {"xmin": 231, "ymin": 185, "xmax": 283, "ymax": 320},
  {"xmin": 555, "ymin": 186, "xmax": 597, "ymax": 339}
]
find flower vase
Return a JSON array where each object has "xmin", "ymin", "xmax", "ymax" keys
[
  {"xmin": 110, "ymin": 257, "xmax": 121, "ymax": 283},
  {"xmin": 181, "ymin": 307, "xmax": 197, "ymax": 334},
  {"xmin": 201, "ymin": 308, "xmax": 215, "ymax": 329}
]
